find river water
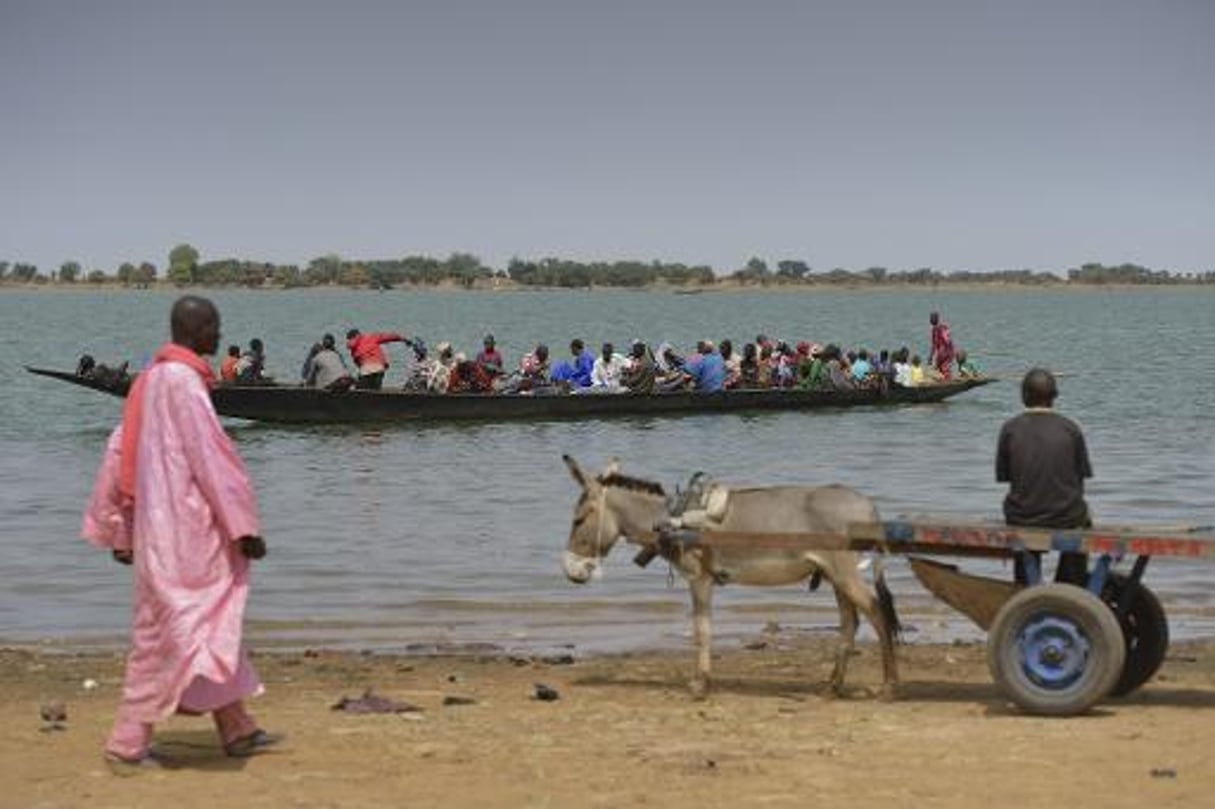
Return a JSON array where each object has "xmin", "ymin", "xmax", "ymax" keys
[{"xmin": 2, "ymin": 288, "xmax": 1213, "ymax": 655}]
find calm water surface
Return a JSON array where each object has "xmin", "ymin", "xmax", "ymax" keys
[{"xmin": 2, "ymin": 288, "xmax": 1213, "ymax": 654}]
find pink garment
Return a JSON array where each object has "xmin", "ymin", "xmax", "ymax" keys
[{"xmin": 82, "ymin": 361, "xmax": 263, "ymax": 731}]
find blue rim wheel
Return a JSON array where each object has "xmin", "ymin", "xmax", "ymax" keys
[{"xmin": 988, "ymin": 584, "xmax": 1125, "ymax": 716}]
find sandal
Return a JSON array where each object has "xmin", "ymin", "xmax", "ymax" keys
[
  {"xmin": 224, "ymin": 729, "xmax": 284, "ymax": 758},
  {"xmin": 104, "ymin": 750, "xmax": 171, "ymax": 776}
]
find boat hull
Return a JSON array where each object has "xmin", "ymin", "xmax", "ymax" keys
[{"xmin": 26, "ymin": 366, "xmax": 994, "ymax": 424}]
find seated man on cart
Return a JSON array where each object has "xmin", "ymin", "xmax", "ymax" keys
[{"xmin": 996, "ymin": 368, "xmax": 1093, "ymax": 584}]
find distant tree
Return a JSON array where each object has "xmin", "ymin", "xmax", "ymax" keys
[
  {"xmin": 116, "ymin": 262, "xmax": 137, "ymax": 285},
  {"xmin": 272, "ymin": 264, "xmax": 303, "ymax": 287},
  {"xmin": 168, "ymin": 243, "xmax": 199, "ymax": 285},
  {"xmin": 11, "ymin": 262, "xmax": 38, "ymax": 282},
  {"xmin": 776, "ymin": 259, "xmax": 810, "ymax": 280},
  {"xmin": 87, "ymin": 269, "xmax": 108, "ymax": 284},
  {"xmin": 305, "ymin": 254, "xmax": 342, "ymax": 285},
  {"xmin": 58, "ymin": 261, "xmax": 82, "ymax": 283},
  {"xmin": 731, "ymin": 256, "xmax": 772, "ymax": 284},
  {"xmin": 134, "ymin": 262, "xmax": 157, "ymax": 287},
  {"xmin": 338, "ymin": 263, "xmax": 369, "ymax": 287},
  {"xmin": 862, "ymin": 266, "xmax": 887, "ymax": 284},
  {"xmin": 0, "ymin": 261, "xmax": 9, "ymax": 282}
]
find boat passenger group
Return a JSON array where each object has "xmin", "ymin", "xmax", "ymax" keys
[{"xmin": 218, "ymin": 311, "xmax": 980, "ymax": 395}]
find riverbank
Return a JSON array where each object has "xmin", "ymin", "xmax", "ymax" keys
[{"xmin": 5, "ymin": 635, "xmax": 1214, "ymax": 808}]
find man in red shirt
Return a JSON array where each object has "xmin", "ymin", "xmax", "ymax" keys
[{"xmin": 346, "ymin": 329, "xmax": 407, "ymax": 390}]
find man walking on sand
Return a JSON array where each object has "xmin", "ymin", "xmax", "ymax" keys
[{"xmin": 82, "ymin": 295, "xmax": 280, "ymax": 773}]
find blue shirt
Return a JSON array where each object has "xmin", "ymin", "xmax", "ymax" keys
[
  {"xmin": 851, "ymin": 358, "xmax": 872, "ymax": 380},
  {"xmin": 686, "ymin": 352, "xmax": 725, "ymax": 392},
  {"xmin": 550, "ymin": 350, "xmax": 595, "ymax": 388}
]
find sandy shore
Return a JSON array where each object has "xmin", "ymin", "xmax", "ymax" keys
[{"xmin": 4, "ymin": 634, "xmax": 1214, "ymax": 809}]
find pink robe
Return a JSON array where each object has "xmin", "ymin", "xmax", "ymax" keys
[{"xmin": 83, "ymin": 361, "xmax": 262, "ymax": 723}]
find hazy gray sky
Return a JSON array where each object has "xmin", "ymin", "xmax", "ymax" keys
[{"xmin": 2, "ymin": 0, "xmax": 1213, "ymax": 274}]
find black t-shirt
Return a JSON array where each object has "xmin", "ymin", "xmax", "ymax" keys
[{"xmin": 995, "ymin": 410, "xmax": 1092, "ymax": 528}]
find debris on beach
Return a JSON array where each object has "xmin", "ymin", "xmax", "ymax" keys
[
  {"xmin": 533, "ymin": 683, "xmax": 560, "ymax": 702},
  {"xmin": 442, "ymin": 695, "xmax": 477, "ymax": 707},
  {"xmin": 39, "ymin": 702, "xmax": 67, "ymax": 731},
  {"xmin": 331, "ymin": 689, "xmax": 422, "ymax": 714}
]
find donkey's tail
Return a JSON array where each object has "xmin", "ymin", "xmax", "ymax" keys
[{"xmin": 873, "ymin": 556, "xmax": 903, "ymax": 644}]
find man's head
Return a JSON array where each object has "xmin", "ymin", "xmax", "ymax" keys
[
  {"xmin": 250, "ymin": 338, "xmax": 264, "ymax": 355},
  {"xmin": 346, "ymin": 328, "xmax": 360, "ymax": 341},
  {"xmin": 535, "ymin": 343, "xmax": 549, "ymax": 362},
  {"xmin": 170, "ymin": 296, "xmax": 220, "ymax": 356},
  {"xmin": 227, "ymin": 345, "xmax": 241, "ymax": 358},
  {"xmin": 930, "ymin": 311, "xmax": 940, "ymax": 325},
  {"xmin": 570, "ymin": 338, "xmax": 584, "ymax": 355},
  {"xmin": 322, "ymin": 333, "xmax": 336, "ymax": 350},
  {"xmin": 1021, "ymin": 368, "xmax": 1058, "ymax": 408},
  {"xmin": 630, "ymin": 340, "xmax": 646, "ymax": 359},
  {"xmin": 483, "ymin": 334, "xmax": 495, "ymax": 349},
  {"xmin": 601, "ymin": 342, "xmax": 614, "ymax": 361}
]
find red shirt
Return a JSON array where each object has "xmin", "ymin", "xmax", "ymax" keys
[
  {"xmin": 220, "ymin": 355, "xmax": 239, "ymax": 381},
  {"xmin": 347, "ymin": 332, "xmax": 404, "ymax": 371}
]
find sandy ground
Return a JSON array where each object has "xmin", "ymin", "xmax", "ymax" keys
[{"xmin": 3, "ymin": 635, "xmax": 1214, "ymax": 809}]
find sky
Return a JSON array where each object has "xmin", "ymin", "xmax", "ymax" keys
[{"xmin": 1, "ymin": 0, "xmax": 1213, "ymax": 275}]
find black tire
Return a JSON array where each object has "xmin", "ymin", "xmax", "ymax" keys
[
  {"xmin": 1102, "ymin": 574, "xmax": 1169, "ymax": 697},
  {"xmin": 987, "ymin": 584, "xmax": 1125, "ymax": 716}
]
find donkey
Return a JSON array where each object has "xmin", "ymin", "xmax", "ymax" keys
[{"xmin": 561, "ymin": 455, "xmax": 899, "ymax": 698}]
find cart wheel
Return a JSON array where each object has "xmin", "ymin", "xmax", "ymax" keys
[
  {"xmin": 1102, "ymin": 574, "xmax": 1169, "ymax": 697},
  {"xmin": 987, "ymin": 584, "xmax": 1125, "ymax": 716}
]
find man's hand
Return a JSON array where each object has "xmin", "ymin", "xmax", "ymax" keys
[
  {"xmin": 112, "ymin": 549, "xmax": 134, "ymax": 565},
  {"xmin": 238, "ymin": 536, "xmax": 267, "ymax": 560}
]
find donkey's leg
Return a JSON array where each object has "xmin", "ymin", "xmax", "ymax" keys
[
  {"xmin": 688, "ymin": 575, "xmax": 714, "ymax": 699},
  {"xmin": 837, "ymin": 572, "xmax": 899, "ymax": 700},
  {"xmin": 830, "ymin": 583, "xmax": 859, "ymax": 696}
]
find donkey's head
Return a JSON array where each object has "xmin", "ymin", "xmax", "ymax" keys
[{"xmin": 561, "ymin": 454, "xmax": 626, "ymax": 583}]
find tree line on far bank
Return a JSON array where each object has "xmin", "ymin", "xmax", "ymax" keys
[{"xmin": 2, "ymin": 244, "xmax": 1212, "ymax": 289}]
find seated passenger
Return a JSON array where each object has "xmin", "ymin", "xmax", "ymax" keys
[
  {"xmin": 892, "ymin": 348, "xmax": 912, "ymax": 387},
  {"xmin": 591, "ymin": 342, "xmax": 628, "ymax": 391},
  {"xmin": 822, "ymin": 345, "xmax": 856, "ymax": 392},
  {"xmin": 851, "ymin": 349, "xmax": 873, "ymax": 382},
  {"xmin": 684, "ymin": 340, "xmax": 726, "ymax": 393},
  {"xmin": 234, "ymin": 338, "xmax": 269, "ymax": 384},
  {"xmin": 448, "ymin": 354, "xmax": 494, "ymax": 393},
  {"xmin": 737, "ymin": 343, "xmax": 761, "ymax": 389},
  {"xmin": 797, "ymin": 344, "xmax": 828, "ymax": 389},
  {"xmin": 428, "ymin": 342, "xmax": 457, "ymax": 392},
  {"xmin": 719, "ymin": 339, "xmax": 741, "ymax": 389},
  {"xmin": 551, "ymin": 338, "xmax": 595, "ymax": 389},
  {"xmin": 402, "ymin": 340, "xmax": 434, "ymax": 391},
  {"xmin": 476, "ymin": 334, "xmax": 505, "ymax": 379},
  {"xmin": 908, "ymin": 354, "xmax": 926, "ymax": 386},
  {"xmin": 956, "ymin": 350, "xmax": 982, "ymax": 378},
  {"xmin": 220, "ymin": 345, "xmax": 241, "ymax": 382},
  {"xmin": 307, "ymin": 333, "xmax": 353, "ymax": 391},
  {"xmin": 621, "ymin": 340, "xmax": 656, "ymax": 394}
]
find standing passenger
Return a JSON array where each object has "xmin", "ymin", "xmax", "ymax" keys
[
  {"xmin": 81, "ymin": 296, "xmax": 277, "ymax": 772},
  {"xmin": 929, "ymin": 311, "xmax": 956, "ymax": 380},
  {"xmin": 346, "ymin": 328, "xmax": 406, "ymax": 390}
]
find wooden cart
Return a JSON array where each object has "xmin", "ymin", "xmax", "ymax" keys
[{"xmin": 657, "ymin": 519, "xmax": 1215, "ymax": 716}]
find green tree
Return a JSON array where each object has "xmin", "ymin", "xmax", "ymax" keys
[
  {"xmin": 87, "ymin": 269, "xmax": 108, "ymax": 284},
  {"xmin": 168, "ymin": 243, "xmax": 199, "ymax": 285},
  {"xmin": 58, "ymin": 261, "xmax": 82, "ymax": 283},
  {"xmin": 11, "ymin": 262, "xmax": 38, "ymax": 282},
  {"xmin": 135, "ymin": 262, "xmax": 157, "ymax": 287},
  {"xmin": 305, "ymin": 254, "xmax": 342, "ymax": 285},
  {"xmin": 116, "ymin": 262, "xmax": 136, "ymax": 285},
  {"xmin": 776, "ymin": 260, "xmax": 810, "ymax": 280},
  {"xmin": 0, "ymin": 261, "xmax": 9, "ymax": 282}
]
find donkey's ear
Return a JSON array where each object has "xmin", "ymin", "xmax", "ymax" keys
[
  {"xmin": 563, "ymin": 454, "xmax": 588, "ymax": 488},
  {"xmin": 603, "ymin": 456, "xmax": 621, "ymax": 477}
]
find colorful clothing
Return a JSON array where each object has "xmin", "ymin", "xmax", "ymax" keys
[
  {"xmin": 82, "ymin": 344, "xmax": 262, "ymax": 760},
  {"xmin": 347, "ymin": 332, "xmax": 404, "ymax": 377},
  {"xmin": 930, "ymin": 320, "xmax": 955, "ymax": 379},
  {"xmin": 685, "ymin": 352, "xmax": 726, "ymax": 392}
]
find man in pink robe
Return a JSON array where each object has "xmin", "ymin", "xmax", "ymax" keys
[
  {"xmin": 82, "ymin": 296, "xmax": 278, "ymax": 771},
  {"xmin": 929, "ymin": 310, "xmax": 956, "ymax": 380}
]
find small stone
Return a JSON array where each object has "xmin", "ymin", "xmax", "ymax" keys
[
  {"xmin": 82, "ymin": 679, "xmax": 99, "ymax": 692},
  {"xmin": 40, "ymin": 702, "xmax": 67, "ymax": 724},
  {"xmin": 442, "ymin": 695, "xmax": 477, "ymax": 707},
  {"xmin": 533, "ymin": 683, "xmax": 560, "ymax": 702},
  {"xmin": 1150, "ymin": 768, "xmax": 1177, "ymax": 779}
]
